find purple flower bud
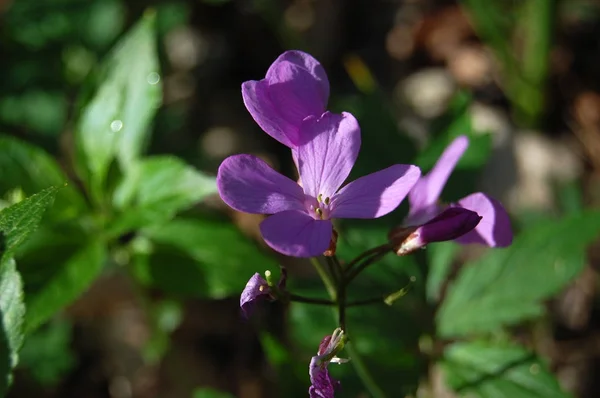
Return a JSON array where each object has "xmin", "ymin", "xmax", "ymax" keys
[
  {"xmin": 309, "ymin": 329, "xmax": 349, "ymax": 398},
  {"xmin": 395, "ymin": 207, "xmax": 481, "ymax": 255},
  {"xmin": 239, "ymin": 268, "xmax": 287, "ymax": 318}
]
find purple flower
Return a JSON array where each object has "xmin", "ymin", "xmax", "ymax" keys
[
  {"xmin": 394, "ymin": 207, "xmax": 482, "ymax": 255},
  {"xmin": 242, "ymin": 50, "xmax": 330, "ymax": 149},
  {"xmin": 240, "ymin": 269, "xmax": 287, "ymax": 318},
  {"xmin": 217, "ymin": 112, "xmax": 421, "ymax": 257},
  {"xmin": 405, "ymin": 135, "xmax": 512, "ymax": 247},
  {"xmin": 309, "ymin": 328, "xmax": 348, "ymax": 398}
]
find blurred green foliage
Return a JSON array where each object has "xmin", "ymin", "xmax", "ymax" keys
[{"xmin": 0, "ymin": 1, "xmax": 597, "ymax": 397}]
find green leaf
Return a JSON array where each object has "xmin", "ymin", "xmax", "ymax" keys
[
  {"xmin": 437, "ymin": 210, "xmax": 600, "ymax": 338},
  {"xmin": 0, "ymin": 186, "xmax": 59, "ymax": 261},
  {"xmin": 0, "ymin": 257, "xmax": 25, "ymax": 395},
  {"xmin": 426, "ymin": 242, "xmax": 460, "ymax": 303},
  {"xmin": 442, "ymin": 341, "xmax": 570, "ymax": 398},
  {"xmin": 138, "ymin": 218, "xmax": 277, "ymax": 298},
  {"xmin": 74, "ymin": 12, "xmax": 161, "ymax": 192},
  {"xmin": 24, "ymin": 241, "xmax": 106, "ymax": 333},
  {"xmin": 18, "ymin": 320, "xmax": 75, "ymax": 386},
  {"xmin": 110, "ymin": 156, "xmax": 217, "ymax": 234},
  {"xmin": 0, "ymin": 136, "xmax": 86, "ymax": 221}
]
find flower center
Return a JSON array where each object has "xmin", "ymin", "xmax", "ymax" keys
[{"xmin": 306, "ymin": 193, "xmax": 332, "ymax": 220}]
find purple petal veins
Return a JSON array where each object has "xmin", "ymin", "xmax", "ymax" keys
[
  {"xmin": 308, "ymin": 329, "xmax": 348, "ymax": 398},
  {"xmin": 217, "ymin": 111, "xmax": 421, "ymax": 257},
  {"xmin": 240, "ymin": 273, "xmax": 269, "ymax": 318},
  {"xmin": 242, "ymin": 50, "xmax": 330, "ymax": 148},
  {"xmin": 404, "ymin": 135, "xmax": 513, "ymax": 247},
  {"xmin": 239, "ymin": 269, "xmax": 287, "ymax": 318}
]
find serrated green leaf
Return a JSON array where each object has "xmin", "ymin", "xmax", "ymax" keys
[
  {"xmin": 437, "ymin": 211, "xmax": 600, "ymax": 338},
  {"xmin": 139, "ymin": 218, "xmax": 276, "ymax": 298},
  {"xmin": 24, "ymin": 241, "xmax": 106, "ymax": 333},
  {"xmin": 0, "ymin": 186, "xmax": 59, "ymax": 261},
  {"xmin": 0, "ymin": 257, "xmax": 25, "ymax": 395},
  {"xmin": 109, "ymin": 156, "xmax": 217, "ymax": 235},
  {"xmin": 74, "ymin": 12, "xmax": 161, "ymax": 192},
  {"xmin": 442, "ymin": 341, "xmax": 570, "ymax": 398},
  {"xmin": 426, "ymin": 242, "xmax": 460, "ymax": 303},
  {"xmin": 0, "ymin": 136, "xmax": 86, "ymax": 221}
]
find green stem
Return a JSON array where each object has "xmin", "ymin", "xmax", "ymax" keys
[
  {"xmin": 288, "ymin": 294, "xmax": 334, "ymax": 306},
  {"xmin": 344, "ymin": 243, "xmax": 392, "ymax": 274},
  {"xmin": 310, "ymin": 257, "xmax": 337, "ymax": 300},
  {"xmin": 311, "ymin": 256, "xmax": 388, "ymax": 398},
  {"xmin": 345, "ymin": 342, "xmax": 388, "ymax": 398},
  {"xmin": 347, "ymin": 297, "xmax": 385, "ymax": 307},
  {"xmin": 325, "ymin": 255, "xmax": 339, "ymax": 284},
  {"xmin": 345, "ymin": 250, "xmax": 391, "ymax": 284}
]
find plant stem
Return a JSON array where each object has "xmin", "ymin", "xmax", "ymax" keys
[
  {"xmin": 325, "ymin": 255, "xmax": 339, "ymax": 284},
  {"xmin": 311, "ymin": 256, "xmax": 388, "ymax": 398},
  {"xmin": 334, "ymin": 256, "xmax": 347, "ymax": 331},
  {"xmin": 310, "ymin": 257, "xmax": 337, "ymax": 300},
  {"xmin": 345, "ymin": 342, "xmax": 388, "ymax": 398},
  {"xmin": 288, "ymin": 294, "xmax": 334, "ymax": 306},
  {"xmin": 345, "ymin": 250, "xmax": 391, "ymax": 284},
  {"xmin": 344, "ymin": 243, "xmax": 392, "ymax": 274},
  {"xmin": 347, "ymin": 297, "xmax": 385, "ymax": 307}
]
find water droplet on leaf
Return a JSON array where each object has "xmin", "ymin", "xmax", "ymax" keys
[
  {"xmin": 147, "ymin": 72, "xmax": 160, "ymax": 85},
  {"xmin": 110, "ymin": 120, "xmax": 123, "ymax": 132}
]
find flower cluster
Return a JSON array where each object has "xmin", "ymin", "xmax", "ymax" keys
[{"xmin": 217, "ymin": 50, "xmax": 513, "ymax": 397}]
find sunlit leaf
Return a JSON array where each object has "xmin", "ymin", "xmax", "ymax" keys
[
  {"xmin": 0, "ymin": 136, "xmax": 85, "ymax": 221},
  {"xmin": 442, "ymin": 341, "xmax": 570, "ymax": 398},
  {"xmin": 110, "ymin": 156, "xmax": 216, "ymax": 235},
  {"xmin": 437, "ymin": 211, "xmax": 600, "ymax": 338},
  {"xmin": 0, "ymin": 257, "xmax": 25, "ymax": 396},
  {"xmin": 74, "ymin": 12, "xmax": 161, "ymax": 193},
  {"xmin": 0, "ymin": 186, "xmax": 59, "ymax": 261}
]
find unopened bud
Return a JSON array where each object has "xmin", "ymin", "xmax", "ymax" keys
[{"xmin": 392, "ymin": 207, "xmax": 481, "ymax": 255}]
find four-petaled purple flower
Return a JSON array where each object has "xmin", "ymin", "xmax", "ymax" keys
[
  {"xmin": 217, "ymin": 112, "xmax": 421, "ymax": 257},
  {"xmin": 309, "ymin": 328, "xmax": 348, "ymax": 398},
  {"xmin": 242, "ymin": 50, "xmax": 330, "ymax": 149},
  {"xmin": 404, "ymin": 135, "xmax": 513, "ymax": 247},
  {"xmin": 240, "ymin": 269, "xmax": 287, "ymax": 318}
]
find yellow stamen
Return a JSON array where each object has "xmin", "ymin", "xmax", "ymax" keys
[
  {"xmin": 324, "ymin": 197, "xmax": 330, "ymax": 205},
  {"xmin": 317, "ymin": 193, "xmax": 323, "ymax": 203},
  {"xmin": 316, "ymin": 208, "xmax": 323, "ymax": 219}
]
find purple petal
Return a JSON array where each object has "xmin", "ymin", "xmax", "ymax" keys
[
  {"xmin": 242, "ymin": 58, "xmax": 327, "ymax": 148},
  {"xmin": 242, "ymin": 80, "xmax": 299, "ymax": 148},
  {"xmin": 266, "ymin": 50, "xmax": 329, "ymax": 107},
  {"xmin": 407, "ymin": 136, "xmax": 469, "ymax": 224},
  {"xmin": 330, "ymin": 164, "xmax": 421, "ymax": 219},
  {"xmin": 217, "ymin": 154, "xmax": 305, "ymax": 214},
  {"xmin": 240, "ymin": 273, "xmax": 269, "ymax": 318},
  {"xmin": 297, "ymin": 112, "xmax": 361, "ymax": 199},
  {"xmin": 396, "ymin": 208, "xmax": 481, "ymax": 255},
  {"xmin": 454, "ymin": 192, "xmax": 513, "ymax": 247},
  {"xmin": 309, "ymin": 356, "xmax": 338, "ymax": 398},
  {"xmin": 259, "ymin": 210, "xmax": 332, "ymax": 257}
]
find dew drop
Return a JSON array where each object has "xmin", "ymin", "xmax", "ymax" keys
[
  {"xmin": 147, "ymin": 72, "xmax": 160, "ymax": 85},
  {"xmin": 110, "ymin": 120, "xmax": 123, "ymax": 132}
]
